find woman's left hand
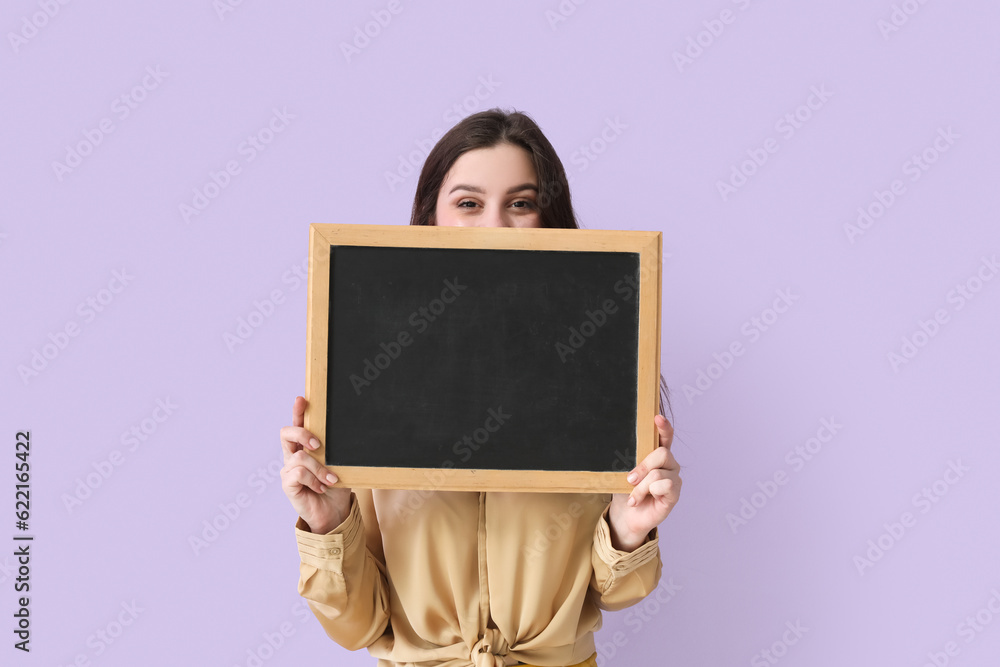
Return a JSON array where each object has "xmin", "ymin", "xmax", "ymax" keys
[{"xmin": 607, "ymin": 415, "xmax": 682, "ymax": 551}]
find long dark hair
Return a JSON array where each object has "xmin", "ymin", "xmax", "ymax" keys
[
  {"xmin": 410, "ymin": 108, "xmax": 673, "ymax": 421},
  {"xmin": 410, "ymin": 108, "xmax": 577, "ymax": 229}
]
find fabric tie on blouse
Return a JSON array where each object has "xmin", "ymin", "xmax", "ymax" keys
[{"xmin": 471, "ymin": 628, "xmax": 510, "ymax": 667}]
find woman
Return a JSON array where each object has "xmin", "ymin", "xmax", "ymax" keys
[{"xmin": 280, "ymin": 109, "xmax": 682, "ymax": 667}]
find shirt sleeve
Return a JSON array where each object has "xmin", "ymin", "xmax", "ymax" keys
[
  {"xmin": 588, "ymin": 503, "xmax": 663, "ymax": 611},
  {"xmin": 295, "ymin": 492, "xmax": 391, "ymax": 651}
]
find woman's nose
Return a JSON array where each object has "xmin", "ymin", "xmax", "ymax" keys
[{"xmin": 479, "ymin": 205, "xmax": 508, "ymax": 228}]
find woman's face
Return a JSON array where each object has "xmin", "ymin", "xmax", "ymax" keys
[{"xmin": 433, "ymin": 143, "xmax": 542, "ymax": 228}]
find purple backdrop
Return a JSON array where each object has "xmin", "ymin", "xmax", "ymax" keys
[{"xmin": 3, "ymin": 1, "xmax": 999, "ymax": 665}]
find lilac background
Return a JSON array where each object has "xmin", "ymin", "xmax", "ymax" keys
[{"xmin": 2, "ymin": 1, "xmax": 999, "ymax": 665}]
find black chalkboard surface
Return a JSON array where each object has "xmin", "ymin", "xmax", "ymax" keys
[
  {"xmin": 305, "ymin": 224, "xmax": 662, "ymax": 493},
  {"xmin": 327, "ymin": 245, "xmax": 639, "ymax": 472}
]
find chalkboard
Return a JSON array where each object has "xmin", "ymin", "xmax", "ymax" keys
[{"xmin": 304, "ymin": 224, "xmax": 662, "ymax": 493}]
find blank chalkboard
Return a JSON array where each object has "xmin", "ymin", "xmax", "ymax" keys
[{"xmin": 304, "ymin": 224, "xmax": 662, "ymax": 493}]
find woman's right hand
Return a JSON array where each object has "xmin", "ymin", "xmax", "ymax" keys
[{"xmin": 280, "ymin": 395, "xmax": 353, "ymax": 534}]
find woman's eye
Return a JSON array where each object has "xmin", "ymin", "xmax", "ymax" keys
[
  {"xmin": 457, "ymin": 200, "xmax": 478, "ymax": 208},
  {"xmin": 511, "ymin": 200, "xmax": 536, "ymax": 210}
]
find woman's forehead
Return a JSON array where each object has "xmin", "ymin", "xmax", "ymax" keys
[{"xmin": 442, "ymin": 144, "xmax": 537, "ymax": 191}]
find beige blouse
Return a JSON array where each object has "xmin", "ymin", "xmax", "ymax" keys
[{"xmin": 295, "ymin": 488, "xmax": 661, "ymax": 667}]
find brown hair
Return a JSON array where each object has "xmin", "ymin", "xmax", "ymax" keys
[
  {"xmin": 409, "ymin": 108, "xmax": 578, "ymax": 229},
  {"xmin": 410, "ymin": 108, "xmax": 672, "ymax": 420}
]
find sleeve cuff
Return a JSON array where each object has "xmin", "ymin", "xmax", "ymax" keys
[
  {"xmin": 593, "ymin": 504, "xmax": 660, "ymax": 574},
  {"xmin": 294, "ymin": 493, "xmax": 362, "ymax": 573}
]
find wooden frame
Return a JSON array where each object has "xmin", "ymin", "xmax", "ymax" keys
[{"xmin": 304, "ymin": 223, "xmax": 662, "ymax": 493}]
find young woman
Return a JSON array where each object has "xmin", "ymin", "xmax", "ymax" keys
[{"xmin": 280, "ymin": 109, "xmax": 682, "ymax": 667}]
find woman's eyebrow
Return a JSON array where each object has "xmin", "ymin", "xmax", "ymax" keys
[
  {"xmin": 448, "ymin": 184, "xmax": 484, "ymax": 194},
  {"xmin": 448, "ymin": 183, "xmax": 539, "ymax": 195}
]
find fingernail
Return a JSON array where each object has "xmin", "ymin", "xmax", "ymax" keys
[
  {"xmin": 326, "ymin": 473, "xmax": 338, "ymax": 485},
  {"xmin": 319, "ymin": 485, "xmax": 327, "ymax": 493},
  {"xmin": 627, "ymin": 472, "xmax": 638, "ymax": 484},
  {"xmin": 309, "ymin": 438, "xmax": 320, "ymax": 449},
  {"xmin": 627, "ymin": 496, "xmax": 636, "ymax": 507}
]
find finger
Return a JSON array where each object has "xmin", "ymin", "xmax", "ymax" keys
[
  {"xmin": 626, "ymin": 446, "xmax": 672, "ymax": 486},
  {"xmin": 658, "ymin": 446, "xmax": 680, "ymax": 473},
  {"xmin": 292, "ymin": 396, "xmax": 308, "ymax": 429},
  {"xmin": 282, "ymin": 464, "xmax": 328, "ymax": 495},
  {"xmin": 285, "ymin": 450, "xmax": 339, "ymax": 489},
  {"xmin": 289, "ymin": 450, "xmax": 337, "ymax": 485},
  {"xmin": 628, "ymin": 468, "xmax": 669, "ymax": 507},
  {"xmin": 654, "ymin": 414, "xmax": 674, "ymax": 450},
  {"xmin": 648, "ymin": 475, "xmax": 680, "ymax": 501},
  {"xmin": 280, "ymin": 425, "xmax": 321, "ymax": 459},
  {"xmin": 630, "ymin": 462, "xmax": 682, "ymax": 507}
]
